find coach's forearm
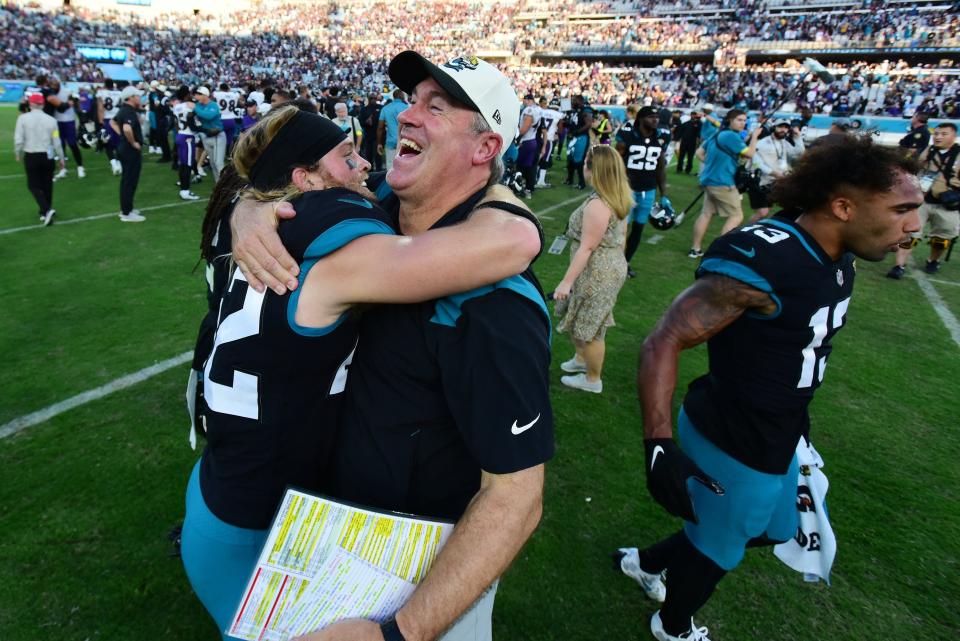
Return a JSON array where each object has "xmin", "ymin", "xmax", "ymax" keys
[{"xmin": 396, "ymin": 466, "xmax": 544, "ymax": 641}]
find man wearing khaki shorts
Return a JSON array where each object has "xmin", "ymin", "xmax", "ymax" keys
[
  {"xmin": 887, "ymin": 122, "xmax": 960, "ymax": 279},
  {"xmin": 688, "ymin": 109, "xmax": 761, "ymax": 258}
]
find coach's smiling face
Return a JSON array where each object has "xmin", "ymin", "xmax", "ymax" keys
[{"xmin": 388, "ymin": 77, "xmax": 501, "ymax": 215}]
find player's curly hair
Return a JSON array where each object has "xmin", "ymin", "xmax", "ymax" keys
[{"xmin": 771, "ymin": 135, "xmax": 920, "ymax": 214}]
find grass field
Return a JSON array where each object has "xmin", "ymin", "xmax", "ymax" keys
[{"xmin": 1, "ymin": 103, "xmax": 959, "ymax": 640}]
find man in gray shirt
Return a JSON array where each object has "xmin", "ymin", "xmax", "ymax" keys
[{"xmin": 15, "ymin": 93, "xmax": 66, "ymax": 226}]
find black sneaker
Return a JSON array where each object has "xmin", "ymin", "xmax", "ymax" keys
[
  {"xmin": 886, "ymin": 265, "xmax": 906, "ymax": 280},
  {"xmin": 627, "ymin": 266, "xmax": 637, "ymax": 279},
  {"xmin": 925, "ymin": 260, "xmax": 941, "ymax": 274}
]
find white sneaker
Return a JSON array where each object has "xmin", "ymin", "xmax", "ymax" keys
[
  {"xmin": 614, "ymin": 547, "xmax": 666, "ymax": 602},
  {"xmin": 42, "ymin": 209, "xmax": 56, "ymax": 226},
  {"xmin": 54, "ymin": 168, "xmax": 68, "ymax": 180},
  {"xmin": 119, "ymin": 211, "xmax": 145, "ymax": 222},
  {"xmin": 77, "ymin": 166, "xmax": 86, "ymax": 178},
  {"xmin": 651, "ymin": 611, "xmax": 712, "ymax": 641},
  {"xmin": 111, "ymin": 159, "xmax": 122, "ymax": 175},
  {"xmin": 560, "ymin": 356, "xmax": 587, "ymax": 373},
  {"xmin": 197, "ymin": 167, "xmax": 207, "ymax": 177},
  {"xmin": 560, "ymin": 373, "xmax": 602, "ymax": 393},
  {"xmin": 179, "ymin": 190, "xmax": 200, "ymax": 201}
]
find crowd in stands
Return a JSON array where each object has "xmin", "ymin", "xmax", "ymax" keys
[{"xmin": 1, "ymin": 1, "xmax": 957, "ymax": 117}]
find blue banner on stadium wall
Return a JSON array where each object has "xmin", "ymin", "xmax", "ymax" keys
[{"xmin": 0, "ymin": 81, "xmax": 28, "ymax": 104}]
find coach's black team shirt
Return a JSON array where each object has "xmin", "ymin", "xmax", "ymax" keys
[
  {"xmin": 199, "ymin": 189, "xmax": 394, "ymax": 529},
  {"xmin": 114, "ymin": 103, "xmax": 143, "ymax": 150},
  {"xmin": 683, "ymin": 217, "xmax": 855, "ymax": 474},
  {"xmin": 329, "ymin": 188, "xmax": 555, "ymax": 521}
]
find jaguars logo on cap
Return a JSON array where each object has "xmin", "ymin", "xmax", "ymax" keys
[{"xmin": 444, "ymin": 56, "xmax": 480, "ymax": 72}]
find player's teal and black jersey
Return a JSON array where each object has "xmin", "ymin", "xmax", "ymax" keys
[
  {"xmin": 199, "ymin": 188, "xmax": 395, "ymax": 529},
  {"xmin": 328, "ymin": 188, "xmax": 555, "ymax": 521},
  {"xmin": 616, "ymin": 124, "xmax": 670, "ymax": 192},
  {"xmin": 682, "ymin": 217, "xmax": 855, "ymax": 474}
]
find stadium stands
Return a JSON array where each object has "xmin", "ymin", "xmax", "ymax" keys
[{"xmin": 0, "ymin": 0, "xmax": 957, "ymax": 117}]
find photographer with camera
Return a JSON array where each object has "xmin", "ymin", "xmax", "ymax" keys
[
  {"xmin": 687, "ymin": 109, "xmax": 761, "ymax": 259},
  {"xmin": 887, "ymin": 122, "xmax": 960, "ymax": 278},
  {"xmin": 747, "ymin": 119, "xmax": 805, "ymax": 223}
]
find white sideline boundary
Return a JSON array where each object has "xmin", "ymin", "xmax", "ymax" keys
[
  {"xmin": 0, "ymin": 352, "xmax": 193, "ymax": 440},
  {"xmin": 0, "ymin": 199, "xmax": 206, "ymax": 235},
  {"xmin": 910, "ymin": 268, "xmax": 960, "ymax": 349},
  {"xmin": 0, "ymin": 197, "xmax": 583, "ymax": 440}
]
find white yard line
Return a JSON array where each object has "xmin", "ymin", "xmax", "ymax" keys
[
  {"xmin": 928, "ymin": 277, "xmax": 960, "ymax": 288},
  {"xmin": 646, "ymin": 234, "xmax": 665, "ymax": 245},
  {"xmin": 0, "ymin": 352, "xmax": 192, "ymax": 440},
  {"xmin": 534, "ymin": 193, "xmax": 588, "ymax": 220},
  {"xmin": 0, "ymin": 199, "xmax": 205, "ymax": 235},
  {"xmin": 910, "ymin": 268, "xmax": 960, "ymax": 349}
]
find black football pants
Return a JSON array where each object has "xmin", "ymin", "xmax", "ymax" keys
[
  {"xmin": 118, "ymin": 146, "xmax": 142, "ymax": 215},
  {"xmin": 24, "ymin": 152, "xmax": 54, "ymax": 216}
]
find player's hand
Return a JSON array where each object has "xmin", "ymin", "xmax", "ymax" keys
[
  {"xmin": 644, "ymin": 438, "xmax": 724, "ymax": 524},
  {"xmin": 292, "ymin": 618, "xmax": 383, "ymax": 641},
  {"xmin": 231, "ymin": 198, "xmax": 299, "ymax": 294},
  {"xmin": 659, "ymin": 195, "xmax": 673, "ymax": 210},
  {"xmin": 377, "ymin": 144, "xmax": 384, "ymax": 156}
]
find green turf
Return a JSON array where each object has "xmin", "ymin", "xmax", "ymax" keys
[{"xmin": 1, "ymin": 104, "xmax": 958, "ymax": 640}]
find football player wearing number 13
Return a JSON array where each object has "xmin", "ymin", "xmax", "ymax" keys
[
  {"xmin": 615, "ymin": 136, "xmax": 922, "ymax": 641},
  {"xmin": 616, "ymin": 105, "xmax": 671, "ymax": 279}
]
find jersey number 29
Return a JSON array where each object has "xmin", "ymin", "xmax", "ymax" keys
[{"xmin": 627, "ymin": 145, "xmax": 660, "ymax": 171}]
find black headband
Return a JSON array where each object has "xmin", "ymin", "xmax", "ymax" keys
[{"xmin": 249, "ymin": 111, "xmax": 348, "ymax": 190}]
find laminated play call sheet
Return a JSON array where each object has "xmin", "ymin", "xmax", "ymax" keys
[{"xmin": 228, "ymin": 489, "xmax": 454, "ymax": 641}]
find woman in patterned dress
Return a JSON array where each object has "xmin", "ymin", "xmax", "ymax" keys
[{"xmin": 553, "ymin": 145, "xmax": 634, "ymax": 393}]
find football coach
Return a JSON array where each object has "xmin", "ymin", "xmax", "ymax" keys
[{"xmin": 230, "ymin": 51, "xmax": 553, "ymax": 641}]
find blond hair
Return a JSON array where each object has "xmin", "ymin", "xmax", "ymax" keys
[
  {"xmin": 231, "ymin": 105, "xmax": 317, "ymax": 202},
  {"xmin": 586, "ymin": 145, "xmax": 634, "ymax": 220}
]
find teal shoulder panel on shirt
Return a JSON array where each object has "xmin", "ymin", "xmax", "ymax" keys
[
  {"xmin": 288, "ymin": 217, "xmax": 395, "ymax": 337},
  {"xmin": 301, "ymin": 217, "xmax": 394, "ymax": 260},
  {"xmin": 430, "ymin": 275, "xmax": 551, "ymax": 330}
]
